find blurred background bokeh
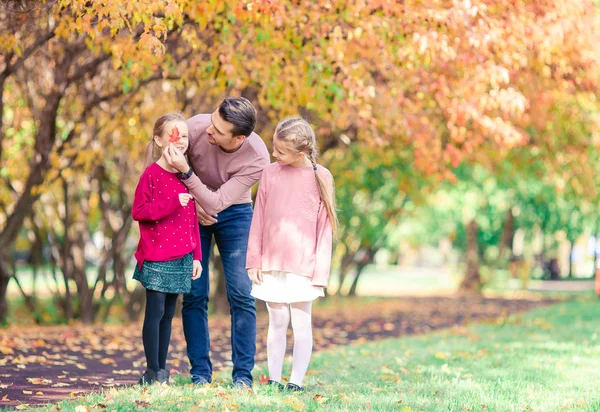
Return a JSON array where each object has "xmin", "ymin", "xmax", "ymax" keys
[{"xmin": 1, "ymin": 0, "xmax": 599, "ymax": 326}]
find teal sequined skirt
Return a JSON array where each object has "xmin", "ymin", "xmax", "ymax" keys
[{"xmin": 133, "ymin": 253, "xmax": 192, "ymax": 294}]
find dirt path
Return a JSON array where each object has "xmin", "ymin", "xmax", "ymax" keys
[{"xmin": 0, "ymin": 295, "xmax": 557, "ymax": 409}]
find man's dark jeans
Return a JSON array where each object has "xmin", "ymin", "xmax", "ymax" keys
[{"xmin": 182, "ymin": 203, "xmax": 256, "ymax": 385}]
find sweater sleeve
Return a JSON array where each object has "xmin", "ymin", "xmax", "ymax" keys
[
  {"xmin": 132, "ymin": 170, "xmax": 182, "ymax": 222},
  {"xmin": 183, "ymin": 155, "xmax": 268, "ymax": 216},
  {"xmin": 192, "ymin": 207, "xmax": 202, "ymax": 261},
  {"xmin": 311, "ymin": 171, "xmax": 334, "ymax": 288},
  {"xmin": 245, "ymin": 171, "xmax": 268, "ymax": 269}
]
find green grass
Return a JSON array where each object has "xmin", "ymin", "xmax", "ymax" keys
[{"xmin": 34, "ymin": 297, "xmax": 600, "ymax": 411}]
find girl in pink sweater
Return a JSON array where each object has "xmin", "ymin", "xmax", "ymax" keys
[
  {"xmin": 132, "ymin": 113, "xmax": 202, "ymax": 385},
  {"xmin": 246, "ymin": 117, "xmax": 338, "ymax": 391}
]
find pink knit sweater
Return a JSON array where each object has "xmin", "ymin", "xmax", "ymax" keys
[{"xmin": 246, "ymin": 162, "xmax": 334, "ymax": 287}]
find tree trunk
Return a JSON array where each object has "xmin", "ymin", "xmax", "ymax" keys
[
  {"xmin": 126, "ymin": 286, "xmax": 146, "ymax": 322},
  {"xmin": 0, "ymin": 255, "xmax": 12, "ymax": 324},
  {"xmin": 336, "ymin": 251, "xmax": 355, "ymax": 295},
  {"xmin": 593, "ymin": 220, "xmax": 599, "ymax": 278},
  {"xmin": 568, "ymin": 239, "xmax": 575, "ymax": 279},
  {"xmin": 347, "ymin": 247, "xmax": 375, "ymax": 297},
  {"xmin": 459, "ymin": 220, "xmax": 482, "ymax": 292},
  {"xmin": 0, "ymin": 92, "xmax": 61, "ymax": 252},
  {"xmin": 500, "ymin": 208, "xmax": 515, "ymax": 258}
]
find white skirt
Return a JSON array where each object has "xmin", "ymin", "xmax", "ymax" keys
[{"xmin": 251, "ymin": 270, "xmax": 324, "ymax": 303}]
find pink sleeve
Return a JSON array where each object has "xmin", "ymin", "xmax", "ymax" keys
[
  {"xmin": 311, "ymin": 172, "xmax": 334, "ymax": 288},
  {"xmin": 245, "ymin": 173, "xmax": 268, "ymax": 269},
  {"xmin": 132, "ymin": 171, "xmax": 181, "ymax": 221},
  {"xmin": 192, "ymin": 208, "xmax": 202, "ymax": 261},
  {"xmin": 183, "ymin": 157, "xmax": 268, "ymax": 216}
]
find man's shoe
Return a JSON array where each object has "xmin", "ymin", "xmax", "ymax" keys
[
  {"xmin": 286, "ymin": 383, "xmax": 304, "ymax": 392},
  {"xmin": 157, "ymin": 369, "xmax": 170, "ymax": 384},
  {"xmin": 233, "ymin": 378, "xmax": 253, "ymax": 389},
  {"xmin": 191, "ymin": 375, "xmax": 210, "ymax": 385},
  {"xmin": 267, "ymin": 379, "xmax": 285, "ymax": 390},
  {"xmin": 138, "ymin": 369, "xmax": 158, "ymax": 385}
]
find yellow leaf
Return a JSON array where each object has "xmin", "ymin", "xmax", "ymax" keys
[
  {"xmin": 22, "ymin": 390, "xmax": 32, "ymax": 395},
  {"xmin": 15, "ymin": 405, "xmax": 30, "ymax": 410},
  {"xmin": 36, "ymin": 391, "xmax": 44, "ymax": 395},
  {"xmin": 27, "ymin": 378, "xmax": 52, "ymax": 385},
  {"xmin": 282, "ymin": 396, "xmax": 305, "ymax": 411},
  {"xmin": 434, "ymin": 352, "xmax": 449, "ymax": 360},
  {"xmin": 0, "ymin": 347, "xmax": 14, "ymax": 355},
  {"xmin": 313, "ymin": 394, "xmax": 328, "ymax": 404}
]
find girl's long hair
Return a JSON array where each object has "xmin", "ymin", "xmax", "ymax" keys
[
  {"xmin": 143, "ymin": 112, "xmax": 186, "ymax": 167},
  {"xmin": 274, "ymin": 117, "xmax": 339, "ymax": 235}
]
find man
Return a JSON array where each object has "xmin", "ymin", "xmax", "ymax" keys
[{"xmin": 163, "ymin": 97, "xmax": 270, "ymax": 387}]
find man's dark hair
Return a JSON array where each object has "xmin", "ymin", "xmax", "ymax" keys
[{"xmin": 218, "ymin": 97, "xmax": 257, "ymax": 137}]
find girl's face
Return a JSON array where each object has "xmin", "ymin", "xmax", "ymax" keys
[
  {"xmin": 272, "ymin": 136, "xmax": 303, "ymax": 166},
  {"xmin": 155, "ymin": 120, "xmax": 189, "ymax": 153}
]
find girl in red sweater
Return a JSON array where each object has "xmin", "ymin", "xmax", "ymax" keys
[{"xmin": 132, "ymin": 113, "xmax": 202, "ymax": 385}]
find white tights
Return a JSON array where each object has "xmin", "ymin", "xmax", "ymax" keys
[{"xmin": 266, "ymin": 301, "xmax": 313, "ymax": 386}]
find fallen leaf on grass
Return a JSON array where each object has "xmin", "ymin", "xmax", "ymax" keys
[
  {"xmin": 283, "ymin": 396, "xmax": 305, "ymax": 411},
  {"xmin": 259, "ymin": 373, "xmax": 269, "ymax": 384},
  {"xmin": 27, "ymin": 377, "xmax": 52, "ymax": 385},
  {"xmin": 434, "ymin": 352, "xmax": 449, "ymax": 360},
  {"xmin": 135, "ymin": 400, "xmax": 151, "ymax": 407},
  {"xmin": 313, "ymin": 394, "xmax": 329, "ymax": 404},
  {"xmin": 15, "ymin": 405, "xmax": 31, "ymax": 410},
  {"xmin": 0, "ymin": 347, "xmax": 14, "ymax": 355},
  {"xmin": 339, "ymin": 392, "xmax": 351, "ymax": 402}
]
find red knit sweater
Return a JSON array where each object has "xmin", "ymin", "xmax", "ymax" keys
[{"xmin": 132, "ymin": 162, "xmax": 201, "ymax": 267}]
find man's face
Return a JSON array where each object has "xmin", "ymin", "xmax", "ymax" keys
[{"xmin": 206, "ymin": 110, "xmax": 240, "ymax": 151}]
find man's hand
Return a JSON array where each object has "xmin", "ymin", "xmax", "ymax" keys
[
  {"xmin": 248, "ymin": 268, "xmax": 262, "ymax": 285},
  {"xmin": 192, "ymin": 260, "xmax": 202, "ymax": 280},
  {"xmin": 196, "ymin": 202, "xmax": 218, "ymax": 226},
  {"xmin": 163, "ymin": 143, "xmax": 190, "ymax": 173}
]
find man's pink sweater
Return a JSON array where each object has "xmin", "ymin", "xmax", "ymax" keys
[{"xmin": 183, "ymin": 114, "xmax": 270, "ymax": 215}]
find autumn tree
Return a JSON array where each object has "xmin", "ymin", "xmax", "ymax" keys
[{"xmin": 1, "ymin": 0, "xmax": 599, "ymax": 321}]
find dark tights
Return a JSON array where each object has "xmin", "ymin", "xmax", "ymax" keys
[{"xmin": 142, "ymin": 290, "xmax": 178, "ymax": 371}]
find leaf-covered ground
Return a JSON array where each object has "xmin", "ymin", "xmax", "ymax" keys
[{"xmin": 0, "ymin": 295, "xmax": 557, "ymax": 409}]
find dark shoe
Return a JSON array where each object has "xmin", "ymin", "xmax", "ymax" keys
[
  {"xmin": 191, "ymin": 375, "xmax": 210, "ymax": 385},
  {"xmin": 286, "ymin": 383, "xmax": 304, "ymax": 392},
  {"xmin": 138, "ymin": 369, "xmax": 158, "ymax": 385},
  {"xmin": 267, "ymin": 379, "xmax": 285, "ymax": 390},
  {"xmin": 157, "ymin": 369, "xmax": 170, "ymax": 384},
  {"xmin": 233, "ymin": 378, "xmax": 253, "ymax": 389}
]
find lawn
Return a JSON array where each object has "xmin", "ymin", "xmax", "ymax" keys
[{"xmin": 31, "ymin": 297, "xmax": 600, "ymax": 411}]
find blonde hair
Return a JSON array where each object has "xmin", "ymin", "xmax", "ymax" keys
[
  {"xmin": 143, "ymin": 112, "xmax": 186, "ymax": 166},
  {"xmin": 274, "ymin": 117, "xmax": 339, "ymax": 234}
]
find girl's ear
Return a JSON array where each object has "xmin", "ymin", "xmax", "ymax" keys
[{"xmin": 153, "ymin": 135, "xmax": 163, "ymax": 147}]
